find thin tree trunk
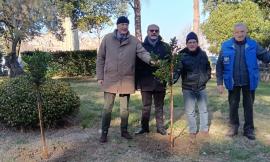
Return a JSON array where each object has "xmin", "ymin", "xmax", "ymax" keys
[
  {"xmin": 72, "ymin": 28, "xmax": 80, "ymax": 50},
  {"xmin": 11, "ymin": 39, "xmax": 17, "ymax": 53},
  {"xmin": 134, "ymin": 0, "xmax": 142, "ymax": 41},
  {"xmin": 37, "ymin": 88, "xmax": 49, "ymax": 159},
  {"xmin": 17, "ymin": 40, "xmax": 21, "ymax": 56},
  {"xmin": 193, "ymin": 0, "xmax": 200, "ymax": 34},
  {"xmin": 169, "ymin": 55, "xmax": 175, "ymax": 148}
]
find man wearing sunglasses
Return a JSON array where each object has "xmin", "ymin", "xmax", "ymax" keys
[{"xmin": 135, "ymin": 24, "xmax": 170, "ymax": 135}]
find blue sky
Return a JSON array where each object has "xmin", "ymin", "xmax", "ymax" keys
[{"xmin": 127, "ymin": 0, "xmax": 207, "ymax": 42}]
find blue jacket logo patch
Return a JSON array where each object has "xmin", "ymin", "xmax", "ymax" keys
[{"xmin": 223, "ymin": 56, "xmax": 230, "ymax": 64}]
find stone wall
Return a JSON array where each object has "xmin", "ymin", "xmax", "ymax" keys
[
  {"xmin": 20, "ymin": 17, "xmax": 100, "ymax": 52},
  {"xmin": 20, "ymin": 32, "xmax": 99, "ymax": 52}
]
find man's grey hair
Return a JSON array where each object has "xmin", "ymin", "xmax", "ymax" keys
[
  {"xmin": 233, "ymin": 23, "xmax": 248, "ymax": 31},
  {"xmin": 147, "ymin": 24, "xmax": 159, "ymax": 31}
]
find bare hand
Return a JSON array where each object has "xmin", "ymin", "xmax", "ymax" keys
[
  {"xmin": 150, "ymin": 60, "xmax": 160, "ymax": 66},
  {"xmin": 98, "ymin": 80, "xmax": 103, "ymax": 86},
  {"xmin": 172, "ymin": 47, "xmax": 180, "ymax": 55},
  {"xmin": 217, "ymin": 85, "xmax": 224, "ymax": 94}
]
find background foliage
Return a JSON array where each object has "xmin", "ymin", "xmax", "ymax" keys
[
  {"xmin": 21, "ymin": 50, "xmax": 97, "ymax": 77},
  {"xmin": 201, "ymin": 1, "xmax": 270, "ymax": 54},
  {"xmin": 0, "ymin": 76, "xmax": 80, "ymax": 128}
]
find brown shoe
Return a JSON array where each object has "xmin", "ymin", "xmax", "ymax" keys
[
  {"xmin": 226, "ymin": 126, "xmax": 238, "ymax": 137},
  {"xmin": 99, "ymin": 133, "xmax": 107, "ymax": 143},
  {"xmin": 121, "ymin": 131, "xmax": 133, "ymax": 139},
  {"xmin": 198, "ymin": 131, "xmax": 209, "ymax": 138},
  {"xmin": 197, "ymin": 131, "xmax": 210, "ymax": 142}
]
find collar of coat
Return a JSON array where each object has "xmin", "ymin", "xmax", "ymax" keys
[
  {"xmin": 113, "ymin": 29, "xmax": 130, "ymax": 46},
  {"xmin": 143, "ymin": 35, "xmax": 163, "ymax": 46},
  {"xmin": 233, "ymin": 37, "xmax": 247, "ymax": 45},
  {"xmin": 180, "ymin": 47, "xmax": 202, "ymax": 56}
]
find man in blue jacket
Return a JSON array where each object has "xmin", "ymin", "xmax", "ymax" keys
[{"xmin": 216, "ymin": 23, "xmax": 270, "ymax": 140}]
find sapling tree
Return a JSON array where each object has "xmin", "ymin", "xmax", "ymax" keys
[
  {"xmin": 153, "ymin": 37, "xmax": 180, "ymax": 148},
  {"xmin": 22, "ymin": 51, "xmax": 52, "ymax": 159}
]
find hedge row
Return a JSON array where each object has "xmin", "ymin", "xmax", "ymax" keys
[{"xmin": 21, "ymin": 50, "xmax": 97, "ymax": 77}]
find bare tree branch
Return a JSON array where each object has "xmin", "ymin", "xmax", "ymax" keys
[{"xmin": 128, "ymin": 1, "xmax": 134, "ymax": 10}]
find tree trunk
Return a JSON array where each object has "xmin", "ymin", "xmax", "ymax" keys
[
  {"xmin": 36, "ymin": 88, "xmax": 48, "ymax": 159},
  {"xmin": 5, "ymin": 40, "xmax": 24, "ymax": 77},
  {"xmin": 17, "ymin": 40, "xmax": 21, "ymax": 55},
  {"xmin": 193, "ymin": 0, "xmax": 200, "ymax": 34},
  {"xmin": 134, "ymin": 0, "xmax": 142, "ymax": 41},
  {"xmin": 72, "ymin": 28, "xmax": 80, "ymax": 50},
  {"xmin": 169, "ymin": 54, "xmax": 175, "ymax": 148},
  {"xmin": 64, "ymin": 17, "xmax": 79, "ymax": 51}
]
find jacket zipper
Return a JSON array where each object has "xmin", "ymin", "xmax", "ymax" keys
[{"xmin": 239, "ymin": 45, "xmax": 242, "ymax": 85}]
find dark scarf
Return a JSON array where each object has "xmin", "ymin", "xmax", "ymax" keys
[
  {"xmin": 116, "ymin": 31, "xmax": 128, "ymax": 43},
  {"xmin": 147, "ymin": 37, "xmax": 159, "ymax": 47},
  {"xmin": 144, "ymin": 35, "xmax": 163, "ymax": 47}
]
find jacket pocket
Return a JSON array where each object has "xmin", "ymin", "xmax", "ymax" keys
[
  {"xmin": 183, "ymin": 72, "xmax": 200, "ymax": 86},
  {"xmin": 252, "ymin": 70, "xmax": 259, "ymax": 89},
  {"xmin": 186, "ymin": 72, "xmax": 199, "ymax": 81},
  {"xmin": 122, "ymin": 64, "xmax": 135, "ymax": 76},
  {"xmin": 223, "ymin": 74, "xmax": 233, "ymax": 90},
  {"xmin": 199, "ymin": 73, "xmax": 210, "ymax": 86},
  {"xmin": 104, "ymin": 62, "xmax": 115, "ymax": 73}
]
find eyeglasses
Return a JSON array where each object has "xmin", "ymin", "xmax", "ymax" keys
[
  {"xmin": 187, "ymin": 41, "xmax": 197, "ymax": 44},
  {"xmin": 149, "ymin": 29, "xmax": 159, "ymax": 33},
  {"xmin": 118, "ymin": 23, "xmax": 129, "ymax": 26}
]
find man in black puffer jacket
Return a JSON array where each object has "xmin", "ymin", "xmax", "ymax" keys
[
  {"xmin": 174, "ymin": 32, "xmax": 211, "ymax": 142},
  {"xmin": 135, "ymin": 24, "xmax": 170, "ymax": 135}
]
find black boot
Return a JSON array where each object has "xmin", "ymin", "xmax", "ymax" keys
[
  {"xmin": 135, "ymin": 120, "xmax": 150, "ymax": 135},
  {"xmin": 135, "ymin": 128, "xmax": 150, "ymax": 135},
  {"xmin": 157, "ymin": 127, "xmax": 167, "ymax": 135},
  {"xmin": 155, "ymin": 104, "xmax": 166, "ymax": 135},
  {"xmin": 99, "ymin": 132, "xmax": 108, "ymax": 143},
  {"xmin": 243, "ymin": 130, "xmax": 255, "ymax": 140},
  {"xmin": 121, "ymin": 130, "xmax": 133, "ymax": 139}
]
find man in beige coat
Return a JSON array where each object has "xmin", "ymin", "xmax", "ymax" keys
[{"xmin": 96, "ymin": 16, "xmax": 153, "ymax": 143}]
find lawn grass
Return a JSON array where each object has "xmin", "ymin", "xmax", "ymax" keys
[
  {"xmin": 0, "ymin": 75, "xmax": 268, "ymax": 161},
  {"xmin": 66, "ymin": 77, "xmax": 270, "ymax": 161},
  {"xmin": 66, "ymin": 77, "xmax": 270, "ymax": 128}
]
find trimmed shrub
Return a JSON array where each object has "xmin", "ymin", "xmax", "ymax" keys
[
  {"xmin": 0, "ymin": 75, "xmax": 80, "ymax": 128},
  {"xmin": 21, "ymin": 50, "xmax": 97, "ymax": 77}
]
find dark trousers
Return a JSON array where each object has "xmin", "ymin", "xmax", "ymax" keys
[
  {"xmin": 101, "ymin": 92, "xmax": 130, "ymax": 134},
  {"xmin": 140, "ymin": 91, "xmax": 166, "ymax": 130},
  {"xmin": 228, "ymin": 86, "xmax": 255, "ymax": 132}
]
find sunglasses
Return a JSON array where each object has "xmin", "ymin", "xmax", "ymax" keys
[{"xmin": 149, "ymin": 29, "xmax": 159, "ymax": 33}]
